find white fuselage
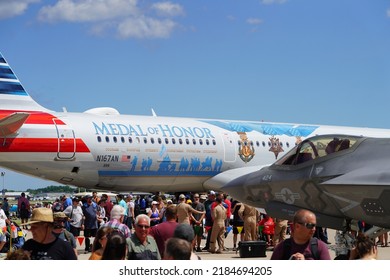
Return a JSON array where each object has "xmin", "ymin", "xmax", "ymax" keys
[{"xmin": 2, "ymin": 108, "xmax": 390, "ymax": 193}]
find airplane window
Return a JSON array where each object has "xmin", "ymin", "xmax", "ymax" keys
[
  {"xmin": 192, "ymin": 139, "xmax": 196, "ymax": 145},
  {"xmin": 268, "ymin": 141, "xmax": 271, "ymax": 147},
  {"xmin": 286, "ymin": 142, "xmax": 290, "ymax": 148},
  {"xmin": 151, "ymin": 138, "xmax": 155, "ymax": 144},
  {"xmin": 128, "ymin": 137, "xmax": 133, "ymax": 144},
  {"xmin": 97, "ymin": 136, "xmax": 102, "ymax": 142},
  {"xmin": 165, "ymin": 138, "xmax": 169, "ymax": 144},
  {"xmin": 158, "ymin": 138, "xmax": 162, "ymax": 144},
  {"xmin": 212, "ymin": 139, "xmax": 216, "ymax": 145},
  {"xmin": 280, "ymin": 142, "xmax": 283, "ymax": 147},
  {"xmin": 121, "ymin": 137, "xmax": 125, "ymax": 143},
  {"xmin": 250, "ymin": 141, "xmax": 253, "ymax": 146},
  {"xmin": 105, "ymin": 136, "xmax": 110, "ymax": 143},
  {"xmin": 136, "ymin": 137, "xmax": 140, "ymax": 143},
  {"xmin": 256, "ymin": 141, "xmax": 259, "ymax": 147},
  {"xmin": 179, "ymin": 139, "xmax": 183, "ymax": 145},
  {"xmin": 238, "ymin": 141, "xmax": 241, "ymax": 146},
  {"xmin": 113, "ymin": 136, "xmax": 117, "ymax": 143},
  {"xmin": 143, "ymin": 137, "xmax": 147, "ymax": 144},
  {"xmin": 199, "ymin": 139, "xmax": 203, "ymax": 145},
  {"xmin": 262, "ymin": 141, "xmax": 265, "ymax": 147},
  {"xmin": 172, "ymin": 138, "xmax": 176, "ymax": 144},
  {"xmin": 206, "ymin": 139, "xmax": 210, "ymax": 145},
  {"xmin": 186, "ymin": 139, "xmax": 190, "ymax": 145}
]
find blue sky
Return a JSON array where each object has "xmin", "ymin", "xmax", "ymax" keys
[{"xmin": 1, "ymin": 0, "xmax": 390, "ymax": 190}]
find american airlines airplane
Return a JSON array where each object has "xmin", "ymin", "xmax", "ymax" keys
[{"xmin": 1, "ymin": 52, "xmax": 390, "ymax": 194}]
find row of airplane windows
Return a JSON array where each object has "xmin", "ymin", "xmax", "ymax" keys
[{"xmin": 96, "ymin": 136, "xmax": 292, "ymax": 149}]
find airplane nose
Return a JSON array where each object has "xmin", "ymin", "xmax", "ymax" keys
[{"xmin": 221, "ymin": 168, "xmax": 270, "ymax": 208}]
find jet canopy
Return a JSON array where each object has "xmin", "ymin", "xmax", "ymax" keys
[{"xmin": 274, "ymin": 134, "xmax": 362, "ymax": 166}]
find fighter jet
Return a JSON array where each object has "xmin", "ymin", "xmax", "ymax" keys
[{"xmin": 221, "ymin": 134, "xmax": 390, "ymax": 230}]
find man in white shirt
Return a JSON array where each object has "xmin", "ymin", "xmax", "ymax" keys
[{"xmin": 63, "ymin": 197, "xmax": 84, "ymax": 237}]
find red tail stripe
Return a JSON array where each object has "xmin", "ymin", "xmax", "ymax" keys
[{"xmin": 0, "ymin": 138, "xmax": 90, "ymax": 153}]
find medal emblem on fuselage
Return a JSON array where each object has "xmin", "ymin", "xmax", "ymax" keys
[
  {"xmin": 238, "ymin": 132, "xmax": 255, "ymax": 163},
  {"xmin": 269, "ymin": 136, "xmax": 284, "ymax": 159}
]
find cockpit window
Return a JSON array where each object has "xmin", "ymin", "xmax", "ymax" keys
[{"xmin": 275, "ymin": 135, "xmax": 360, "ymax": 166}]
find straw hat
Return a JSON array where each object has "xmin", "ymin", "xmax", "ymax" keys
[
  {"xmin": 20, "ymin": 208, "xmax": 54, "ymax": 225},
  {"xmin": 53, "ymin": 212, "xmax": 68, "ymax": 220}
]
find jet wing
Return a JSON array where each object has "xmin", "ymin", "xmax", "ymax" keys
[
  {"xmin": 204, "ymin": 165, "xmax": 268, "ymax": 190},
  {"xmin": 0, "ymin": 112, "xmax": 30, "ymax": 137}
]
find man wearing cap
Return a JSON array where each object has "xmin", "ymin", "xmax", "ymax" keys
[
  {"xmin": 52, "ymin": 212, "xmax": 78, "ymax": 257},
  {"xmin": 21, "ymin": 208, "xmax": 77, "ymax": 260},
  {"xmin": 173, "ymin": 223, "xmax": 201, "ymax": 260},
  {"xmin": 100, "ymin": 205, "xmax": 131, "ymax": 238},
  {"xmin": 82, "ymin": 195, "xmax": 98, "ymax": 253},
  {"xmin": 191, "ymin": 193, "xmax": 205, "ymax": 252},
  {"xmin": 63, "ymin": 197, "xmax": 84, "ymax": 237},
  {"xmin": 176, "ymin": 194, "xmax": 205, "ymax": 224}
]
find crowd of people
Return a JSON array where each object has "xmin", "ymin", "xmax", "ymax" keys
[{"xmin": 0, "ymin": 191, "xmax": 382, "ymax": 260}]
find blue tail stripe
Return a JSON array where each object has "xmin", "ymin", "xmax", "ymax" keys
[
  {"xmin": 0, "ymin": 65, "xmax": 17, "ymax": 80},
  {"xmin": 0, "ymin": 81, "xmax": 27, "ymax": 96}
]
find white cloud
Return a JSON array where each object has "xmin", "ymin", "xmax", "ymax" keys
[
  {"xmin": 36, "ymin": 0, "xmax": 182, "ymax": 39},
  {"xmin": 151, "ymin": 2, "xmax": 184, "ymax": 17},
  {"xmin": 247, "ymin": 18, "xmax": 263, "ymax": 25},
  {"xmin": 38, "ymin": 0, "xmax": 138, "ymax": 22},
  {"xmin": 261, "ymin": 0, "xmax": 287, "ymax": 5},
  {"xmin": 117, "ymin": 16, "xmax": 176, "ymax": 39},
  {"xmin": 0, "ymin": 0, "xmax": 39, "ymax": 20}
]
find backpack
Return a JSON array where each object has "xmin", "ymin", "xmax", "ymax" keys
[
  {"xmin": 20, "ymin": 201, "xmax": 26, "ymax": 211},
  {"xmin": 282, "ymin": 237, "xmax": 319, "ymax": 260}
]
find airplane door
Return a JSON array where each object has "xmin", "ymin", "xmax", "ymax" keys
[
  {"xmin": 53, "ymin": 119, "xmax": 76, "ymax": 160},
  {"xmin": 221, "ymin": 132, "xmax": 236, "ymax": 162}
]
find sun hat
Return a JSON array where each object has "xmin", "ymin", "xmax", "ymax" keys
[
  {"xmin": 53, "ymin": 212, "xmax": 68, "ymax": 220},
  {"xmin": 20, "ymin": 208, "xmax": 54, "ymax": 225}
]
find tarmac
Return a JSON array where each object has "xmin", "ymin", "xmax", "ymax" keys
[{"xmin": 10, "ymin": 228, "xmax": 390, "ymax": 260}]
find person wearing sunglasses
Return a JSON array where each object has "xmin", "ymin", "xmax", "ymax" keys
[
  {"xmin": 271, "ymin": 209, "xmax": 331, "ymax": 260},
  {"xmin": 126, "ymin": 214, "xmax": 161, "ymax": 260}
]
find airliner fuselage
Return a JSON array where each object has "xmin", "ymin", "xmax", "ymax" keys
[{"xmin": 2, "ymin": 51, "xmax": 390, "ymax": 194}]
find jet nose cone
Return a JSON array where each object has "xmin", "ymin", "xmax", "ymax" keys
[{"xmin": 222, "ymin": 168, "xmax": 271, "ymax": 207}]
